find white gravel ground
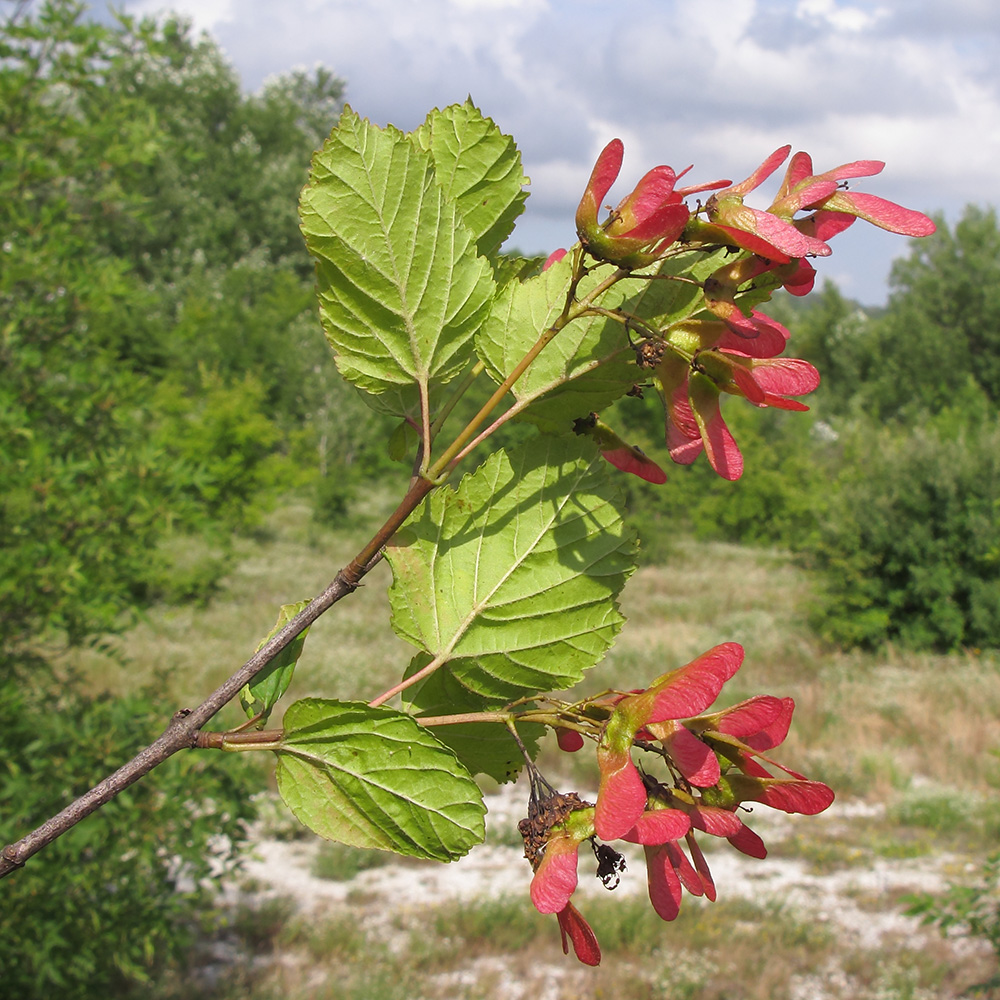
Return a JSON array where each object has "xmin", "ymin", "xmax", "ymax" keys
[{"xmin": 235, "ymin": 780, "xmax": 953, "ymax": 950}]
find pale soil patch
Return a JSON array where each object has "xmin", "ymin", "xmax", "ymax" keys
[
  {"xmin": 234, "ymin": 781, "xmax": 957, "ymax": 955},
  {"xmin": 216, "ymin": 781, "xmax": 997, "ymax": 999}
]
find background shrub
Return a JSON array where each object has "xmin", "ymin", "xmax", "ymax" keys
[
  {"xmin": 0, "ymin": 667, "xmax": 258, "ymax": 1000},
  {"xmin": 799, "ymin": 410, "xmax": 1000, "ymax": 650}
]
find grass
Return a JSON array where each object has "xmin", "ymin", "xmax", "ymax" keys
[
  {"xmin": 407, "ymin": 895, "xmax": 548, "ymax": 965},
  {"xmin": 59, "ymin": 497, "xmax": 1000, "ymax": 1000},
  {"xmin": 198, "ymin": 892, "xmax": 974, "ymax": 1000},
  {"xmin": 64, "ymin": 499, "xmax": 1000, "ymax": 804},
  {"xmin": 154, "ymin": 889, "xmax": 994, "ymax": 1000},
  {"xmin": 62, "ymin": 493, "xmax": 412, "ymax": 726},
  {"xmin": 311, "ymin": 841, "xmax": 394, "ymax": 881}
]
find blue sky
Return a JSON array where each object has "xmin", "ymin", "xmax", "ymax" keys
[{"xmin": 123, "ymin": 0, "xmax": 1000, "ymax": 303}]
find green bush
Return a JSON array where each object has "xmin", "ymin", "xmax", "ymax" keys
[
  {"xmin": 312, "ymin": 470, "xmax": 357, "ymax": 527},
  {"xmin": 0, "ymin": 365, "xmax": 173, "ymax": 648},
  {"xmin": 0, "ymin": 669, "xmax": 258, "ymax": 1000},
  {"xmin": 151, "ymin": 369, "xmax": 296, "ymax": 532},
  {"xmin": 0, "ymin": 1, "xmax": 348, "ymax": 646},
  {"xmin": 800, "ymin": 412, "xmax": 1000, "ymax": 650}
]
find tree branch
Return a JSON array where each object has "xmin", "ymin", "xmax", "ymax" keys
[
  {"xmin": 0, "ymin": 545, "xmax": 392, "ymax": 879},
  {"xmin": 0, "ymin": 253, "xmax": 612, "ymax": 881}
]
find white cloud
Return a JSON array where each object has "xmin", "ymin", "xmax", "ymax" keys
[
  {"xmin": 128, "ymin": 0, "xmax": 236, "ymax": 32},
  {"xmin": 795, "ymin": 0, "xmax": 889, "ymax": 33},
  {"xmin": 448, "ymin": 0, "xmax": 541, "ymax": 9},
  {"xmin": 118, "ymin": 0, "xmax": 998, "ymax": 301}
]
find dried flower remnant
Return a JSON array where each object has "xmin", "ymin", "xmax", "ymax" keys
[{"xmin": 518, "ymin": 770, "xmax": 605, "ymax": 964}]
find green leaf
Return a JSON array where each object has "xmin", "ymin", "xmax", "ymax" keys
[
  {"xmin": 476, "ymin": 255, "xmax": 640, "ymax": 432},
  {"xmin": 491, "ymin": 253, "xmax": 547, "ymax": 288},
  {"xmin": 413, "ymin": 99, "xmax": 529, "ymax": 258},
  {"xmin": 735, "ymin": 268, "xmax": 784, "ymax": 312},
  {"xmin": 625, "ymin": 248, "xmax": 733, "ymax": 329},
  {"xmin": 401, "ymin": 653, "xmax": 545, "ymax": 783},
  {"xmin": 240, "ymin": 600, "xmax": 311, "ymax": 725},
  {"xmin": 357, "ymin": 382, "xmax": 424, "ymax": 420},
  {"xmin": 386, "ymin": 435, "xmax": 638, "ymax": 701},
  {"xmin": 276, "ymin": 699, "xmax": 485, "ymax": 860},
  {"xmin": 299, "ymin": 106, "xmax": 496, "ymax": 412},
  {"xmin": 388, "ymin": 418, "xmax": 420, "ymax": 462}
]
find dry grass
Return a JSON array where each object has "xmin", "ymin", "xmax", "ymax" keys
[
  {"xmin": 62, "ymin": 495, "xmax": 413, "ymax": 725},
  {"xmin": 64, "ymin": 504, "xmax": 1000, "ymax": 804},
  {"xmin": 170, "ymin": 888, "xmax": 994, "ymax": 1000}
]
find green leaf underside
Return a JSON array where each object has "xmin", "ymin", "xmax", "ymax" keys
[
  {"xmin": 491, "ymin": 254, "xmax": 547, "ymax": 288},
  {"xmin": 624, "ymin": 248, "xmax": 734, "ymax": 329},
  {"xmin": 430, "ymin": 719, "xmax": 545, "ymax": 784},
  {"xmin": 358, "ymin": 382, "xmax": 423, "ymax": 420},
  {"xmin": 413, "ymin": 99, "xmax": 529, "ymax": 259},
  {"xmin": 386, "ymin": 436, "xmax": 638, "ymax": 701},
  {"xmin": 476, "ymin": 256, "xmax": 640, "ymax": 432},
  {"xmin": 734, "ymin": 267, "xmax": 784, "ymax": 312},
  {"xmin": 276, "ymin": 699, "xmax": 485, "ymax": 860},
  {"xmin": 475, "ymin": 250, "xmax": 733, "ymax": 431},
  {"xmin": 401, "ymin": 653, "xmax": 544, "ymax": 782},
  {"xmin": 388, "ymin": 418, "xmax": 421, "ymax": 462},
  {"xmin": 240, "ymin": 600, "xmax": 311, "ymax": 725},
  {"xmin": 300, "ymin": 106, "xmax": 495, "ymax": 409}
]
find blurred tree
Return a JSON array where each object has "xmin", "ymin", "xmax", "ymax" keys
[
  {"xmin": 98, "ymin": 14, "xmax": 345, "ymax": 278},
  {"xmin": 801, "ymin": 408, "xmax": 1000, "ymax": 651},
  {"xmin": 870, "ymin": 206, "xmax": 1000, "ymax": 417},
  {"xmin": 0, "ymin": 0, "xmax": 353, "ymax": 650},
  {"xmin": 773, "ymin": 210, "xmax": 1000, "ymax": 650},
  {"xmin": 777, "ymin": 281, "xmax": 877, "ymax": 418},
  {"xmin": 1, "ymin": 0, "xmax": 176, "ymax": 646},
  {"xmin": 789, "ymin": 209, "xmax": 1000, "ymax": 423},
  {"xmin": 0, "ymin": 4, "xmax": 335, "ymax": 991}
]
